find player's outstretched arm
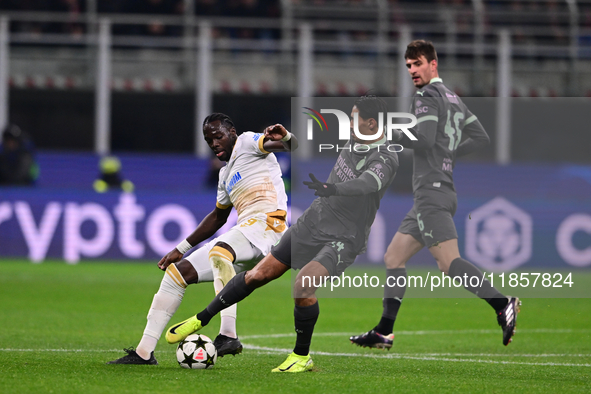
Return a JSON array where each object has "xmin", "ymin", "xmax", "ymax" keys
[
  {"xmin": 157, "ymin": 206, "xmax": 232, "ymax": 270},
  {"xmin": 262, "ymin": 124, "xmax": 299, "ymax": 152},
  {"xmin": 304, "ymin": 156, "xmax": 397, "ymax": 197}
]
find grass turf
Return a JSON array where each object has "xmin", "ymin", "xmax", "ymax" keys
[{"xmin": 0, "ymin": 259, "xmax": 590, "ymax": 393}]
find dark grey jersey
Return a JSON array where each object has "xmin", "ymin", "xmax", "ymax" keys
[
  {"xmin": 400, "ymin": 79, "xmax": 489, "ymax": 192},
  {"xmin": 299, "ymin": 140, "xmax": 399, "ymax": 253}
]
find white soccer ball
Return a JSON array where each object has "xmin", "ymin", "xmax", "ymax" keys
[{"xmin": 176, "ymin": 334, "xmax": 217, "ymax": 369}]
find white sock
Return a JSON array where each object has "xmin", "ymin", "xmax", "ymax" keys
[
  {"xmin": 220, "ymin": 306, "xmax": 238, "ymax": 339},
  {"xmin": 210, "ymin": 246, "xmax": 238, "ymax": 339},
  {"xmin": 136, "ymin": 264, "xmax": 187, "ymax": 360},
  {"xmin": 215, "ymin": 277, "xmax": 237, "ymax": 338}
]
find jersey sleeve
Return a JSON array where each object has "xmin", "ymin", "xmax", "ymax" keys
[
  {"xmin": 334, "ymin": 152, "xmax": 398, "ymax": 196},
  {"xmin": 242, "ymin": 131, "xmax": 270, "ymax": 155},
  {"xmin": 216, "ymin": 168, "xmax": 232, "ymax": 209},
  {"xmin": 412, "ymin": 91, "xmax": 439, "ymax": 124},
  {"xmin": 364, "ymin": 154, "xmax": 398, "ymax": 191},
  {"xmin": 456, "ymin": 109, "xmax": 490, "ymax": 157},
  {"xmin": 399, "ymin": 92, "xmax": 439, "ymax": 150}
]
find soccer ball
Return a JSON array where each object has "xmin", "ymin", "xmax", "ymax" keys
[{"xmin": 176, "ymin": 334, "xmax": 217, "ymax": 369}]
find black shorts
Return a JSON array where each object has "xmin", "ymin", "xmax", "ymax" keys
[
  {"xmin": 398, "ymin": 183, "xmax": 458, "ymax": 247},
  {"xmin": 270, "ymin": 222, "xmax": 358, "ymax": 277}
]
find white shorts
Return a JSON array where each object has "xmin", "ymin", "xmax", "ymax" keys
[
  {"xmin": 185, "ymin": 228, "xmax": 264, "ymax": 283},
  {"xmin": 234, "ymin": 212, "xmax": 286, "ymax": 256}
]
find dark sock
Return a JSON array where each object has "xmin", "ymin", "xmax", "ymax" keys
[
  {"xmin": 448, "ymin": 258, "xmax": 507, "ymax": 312},
  {"xmin": 293, "ymin": 301, "xmax": 319, "ymax": 356},
  {"xmin": 486, "ymin": 296, "xmax": 509, "ymax": 312},
  {"xmin": 374, "ymin": 268, "xmax": 406, "ymax": 335},
  {"xmin": 196, "ymin": 271, "xmax": 255, "ymax": 326}
]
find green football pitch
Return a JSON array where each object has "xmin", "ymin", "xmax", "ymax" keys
[{"xmin": 1, "ymin": 259, "xmax": 590, "ymax": 393}]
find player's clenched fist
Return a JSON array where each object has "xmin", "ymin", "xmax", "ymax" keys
[
  {"xmin": 263, "ymin": 124, "xmax": 288, "ymax": 141},
  {"xmin": 158, "ymin": 248, "xmax": 183, "ymax": 271}
]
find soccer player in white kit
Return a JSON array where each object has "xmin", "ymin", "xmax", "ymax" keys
[{"xmin": 108, "ymin": 113, "xmax": 297, "ymax": 364}]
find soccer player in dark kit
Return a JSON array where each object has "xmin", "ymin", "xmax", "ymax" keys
[
  {"xmin": 350, "ymin": 40, "xmax": 520, "ymax": 350},
  {"xmin": 165, "ymin": 95, "xmax": 400, "ymax": 372}
]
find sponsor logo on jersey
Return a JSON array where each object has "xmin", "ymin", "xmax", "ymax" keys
[
  {"xmin": 415, "ymin": 106, "xmax": 429, "ymax": 115},
  {"xmin": 335, "ymin": 155, "xmax": 358, "ymax": 182},
  {"xmin": 369, "ymin": 166, "xmax": 385, "ymax": 179},
  {"xmin": 226, "ymin": 171, "xmax": 242, "ymax": 193},
  {"xmin": 442, "ymin": 158, "xmax": 453, "ymax": 172}
]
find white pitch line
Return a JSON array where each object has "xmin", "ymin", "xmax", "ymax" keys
[
  {"xmin": 1, "ymin": 348, "xmax": 589, "ymax": 359},
  {"xmin": 1, "ymin": 347, "xmax": 590, "ymax": 367},
  {"xmin": 243, "ymin": 345, "xmax": 591, "ymax": 367},
  {"xmin": 241, "ymin": 328, "xmax": 591, "ymax": 340},
  {"xmin": 0, "ymin": 348, "xmax": 121, "ymax": 353}
]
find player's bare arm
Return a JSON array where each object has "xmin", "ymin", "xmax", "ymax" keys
[
  {"xmin": 262, "ymin": 123, "xmax": 299, "ymax": 152},
  {"xmin": 157, "ymin": 205, "xmax": 232, "ymax": 270}
]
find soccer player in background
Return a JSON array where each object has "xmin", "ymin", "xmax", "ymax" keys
[
  {"xmin": 350, "ymin": 40, "xmax": 520, "ymax": 350},
  {"xmin": 164, "ymin": 95, "xmax": 400, "ymax": 372},
  {"xmin": 108, "ymin": 113, "xmax": 297, "ymax": 364}
]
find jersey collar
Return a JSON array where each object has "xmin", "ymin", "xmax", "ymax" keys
[
  {"xmin": 355, "ymin": 134, "xmax": 387, "ymax": 150},
  {"xmin": 429, "ymin": 77, "xmax": 443, "ymax": 84}
]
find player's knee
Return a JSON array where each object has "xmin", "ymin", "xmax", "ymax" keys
[
  {"xmin": 209, "ymin": 244, "xmax": 236, "ymax": 264},
  {"xmin": 384, "ymin": 248, "xmax": 405, "ymax": 269},
  {"xmin": 176, "ymin": 260, "xmax": 199, "ymax": 284},
  {"xmin": 435, "ymin": 258, "xmax": 451, "ymax": 275},
  {"xmin": 293, "ymin": 275, "xmax": 320, "ymax": 298},
  {"xmin": 159, "ymin": 264, "xmax": 188, "ymax": 298},
  {"xmin": 213, "ymin": 241, "xmax": 236, "ymax": 261}
]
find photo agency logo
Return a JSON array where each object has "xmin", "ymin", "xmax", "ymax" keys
[{"xmin": 302, "ymin": 107, "xmax": 418, "ymax": 152}]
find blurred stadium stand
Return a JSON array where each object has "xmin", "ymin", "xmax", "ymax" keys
[
  {"xmin": 0, "ymin": 0, "xmax": 590, "ymax": 162},
  {"xmin": 0, "ymin": 2, "xmax": 590, "ymax": 267}
]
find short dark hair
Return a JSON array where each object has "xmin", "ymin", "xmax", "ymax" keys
[
  {"xmin": 405, "ymin": 40, "xmax": 438, "ymax": 63},
  {"xmin": 354, "ymin": 95, "xmax": 388, "ymax": 122},
  {"xmin": 203, "ymin": 113, "xmax": 236, "ymax": 131}
]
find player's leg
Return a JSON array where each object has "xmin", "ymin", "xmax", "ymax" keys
[
  {"xmin": 206, "ymin": 229, "xmax": 262, "ymax": 356},
  {"xmin": 272, "ymin": 261, "xmax": 328, "ymax": 373},
  {"xmin": 107, "ymin": 258, "xmax": 201, "ymax": 365},
  {"xmin": 293, "ymin": 261, "xmax": 327, "ymax": 355},
  {"xmin": 165, "ymin": 229, "xmax": 294, "ymax": 344},
  {"xmin": 420, "ymin": 184, "xmax": 519, "ymax": 345},
  {"xmin": 135, "ymin": 261, "xmax": 198, "ymax": 359},
  {"xmin": 377, "ymin": 232, "xmax": 423, "ymax": 331},
  {"xmin": 424, "ymin": 213, "xmax": 509, "ymax": 311},
  {"xmin": 429, "ymin": 239, "xmax": 520, "ymax": 345},
  {"xmin": 351, "ymin": 208, "xmax": 424, "ymax": 349},
  {"xmin": 210, "ymin": 244, "xmax": 238, "ymax": 335},
  {"xmin": 274, "ymin": 239, "xmax": 357, "ymax": 372}
]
